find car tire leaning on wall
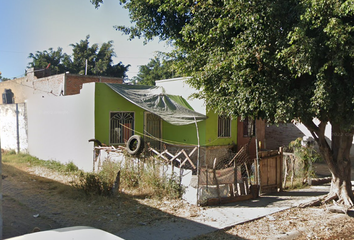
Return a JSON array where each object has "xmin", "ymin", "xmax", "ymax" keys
[{"xmin": 126, "ymin": 135, "xmax": 144, "ymax": 155}]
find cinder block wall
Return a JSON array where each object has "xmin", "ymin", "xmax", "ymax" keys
[{"xmin": 265, "ymin": 123, "xmax": 305, "ymax": 150}]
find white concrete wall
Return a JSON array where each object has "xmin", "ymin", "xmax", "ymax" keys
[
  {"xmin": 0, "ymin": 103, "xmax": 28, "ymax": 152},
  {"xmin": 27, "ymin": 83, "xmax": 95, "ymax": 172},
  {"xmin": 156, "ymin": 77, "xmax": 206, "ymax": 114}
]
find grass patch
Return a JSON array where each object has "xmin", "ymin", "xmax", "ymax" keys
[
  {"xmin": 2, "ymin": 151, "xmax": 79, "ymax": 174},
  {"xmin": 2, "ymin": 151, "xmax": 184, "ymax": 200}
]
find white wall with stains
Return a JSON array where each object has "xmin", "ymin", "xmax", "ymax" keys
[{"xmin": 0, "ymin": 103, "xmax": 28, "ymax": 152}]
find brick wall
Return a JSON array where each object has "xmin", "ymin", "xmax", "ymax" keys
[{"xmin": 65, "ymin": 74, "xmax": 123, "ymax": 95}]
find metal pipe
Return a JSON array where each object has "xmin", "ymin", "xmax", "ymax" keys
[
  {"xmin": 194, "ymin": 117, "xmax": 200, "ymax": 205},
  {"xmin": 16, "ymin": 103, "xmax": 20, "ymax": 153}
]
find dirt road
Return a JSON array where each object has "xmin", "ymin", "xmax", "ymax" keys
[{"xmin": 4, "ymin": 161, "xmax": 354, "ymax": 240}]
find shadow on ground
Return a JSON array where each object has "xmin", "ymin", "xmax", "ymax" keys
[{"xmin": 2, "ymin": 163, "xmax": 247, "ymax": 240}]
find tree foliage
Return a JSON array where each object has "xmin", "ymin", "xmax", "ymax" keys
[
  {"xmin": 92, "ymin": 0, "xmax": 354, "ymax": 205},
  {"xmin": 28, "ymin": 35, "xmax": 130, "ymax": 78},
  {"xmin": 28, "ymin": 47, "xmax": 71, "ymax": 75},
  {"xmin": 133, "ymin": 56, "xmax": 180, "ymax": 85}
]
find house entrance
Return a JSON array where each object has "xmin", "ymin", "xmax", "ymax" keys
[{"xmin": 144, "ymin": 113, "xmax": 162, "ymax": 151}]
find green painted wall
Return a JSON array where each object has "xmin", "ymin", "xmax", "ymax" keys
[
  {"xmin": 95, "ymin": 83, "xmax": 145, "ymax": 145},
  {"xmin": 162, "ymin": 120, "xmax": 206, "ymax": 146},
  {"xmin": 94, "ymin": 83, "xmax": 205, "ymax": 146},
  {"xmin": 205, "ymin": 110, "xmax": 237, "ymax": 146}
]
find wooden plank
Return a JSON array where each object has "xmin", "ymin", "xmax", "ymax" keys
[
  {"xmin": 166, "ymin": 150, "xmax": 181, "ymax": 163},
  {"xmin": 168, "ymin": 149, "xmax": 183, "ymax": 163},
  {"xmin": 180, "ymin": 149, "xmax": 196, "ymax": 169},
  {"xmin": 149, "ymin": 147, "xmax": 168, "ymax": 161}
]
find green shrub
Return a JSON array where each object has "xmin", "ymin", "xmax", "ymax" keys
[
  {"xmin": 8, "ymin": 149, "xmax": 17, "ymax": 155},
  {"xmin": 75, "ymin": 172, "xmax": 115, "ymax": 196},
  {"xmin": 65, "ymin": 162, "xmax": 79, "ymax": 172},
  {"xmin": 288, "ymin": 137, "xmax": 322, "ymax": 180}
]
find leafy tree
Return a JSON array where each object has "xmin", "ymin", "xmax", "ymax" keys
[
  {"xmin": 133, "ymin": 56, "xmax": 179, "ymax": 85},
  {"xmin": 27, "ymin": 47, "xmax": 70, "ymax": 75},
  {"xmin": 28, "ymin": 36, "xmax": 130, "ymax": 78},
  {"xmin": 93, "ymin": 0, "xmax": 354, "ymax": 206}
]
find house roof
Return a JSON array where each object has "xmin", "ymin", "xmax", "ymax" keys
[{"xmin": 106, "ymin": 83, "xmax": 207, "ymax": 126}]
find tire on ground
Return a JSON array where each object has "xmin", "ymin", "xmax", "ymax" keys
[{"xmin": 126, "ymin": 135, "xmax": 144, "ymax": 155}]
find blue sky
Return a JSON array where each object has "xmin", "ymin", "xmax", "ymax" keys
[{"xmin": 0, "ymin": 0, "xmax": 172, "ymax": 80}]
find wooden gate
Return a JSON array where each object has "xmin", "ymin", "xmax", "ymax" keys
[{"xmin": 258, "ymin": 149, "xmax": 283, "ymax": 194}]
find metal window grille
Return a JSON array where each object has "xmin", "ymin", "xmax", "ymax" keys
[
  {"xmin": 110, "ymin": 112, "xmax": 134, "ymax": 144},
  {"xmin": 218, "ymin": 115, "xmax": 231, "ymax": 137}
]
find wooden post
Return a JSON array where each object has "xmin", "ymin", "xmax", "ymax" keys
[
  {"xmin": 283, "ymin": 155, "xmax": 288, "ymax": 189},
  {"xmin": 213, "ymin": 158, "xmax": 221, "ymax": 203},
  {"xmin": 279, "ymin": 147, "xmax": 283, "ymax": 192},
  {"xmin": 291, "ymin": 155, "xmax": 295, "ymax": 188},
  {"xmin": 111, "ymin": 171, "xmax": 121, "ymax": 196}
]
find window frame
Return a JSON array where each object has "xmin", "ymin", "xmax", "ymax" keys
[
  {"xmin": 217, "ymin": 115, "xmax": 231, "ymax": 138},
  {"xmin": 109, "ymin": 111, "xmax": 135, "ymax": 145}
]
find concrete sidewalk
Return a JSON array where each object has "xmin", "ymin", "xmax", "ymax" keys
[{"xmin": 115, "ymin": 185, "xmax": 330, "ymax": 240}]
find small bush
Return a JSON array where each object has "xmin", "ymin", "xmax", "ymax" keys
[
  {"xmin": 8, "ymin": 149, "xmax": 17, "ymax": 155},
  {"xmin": 74, "ymin": 158, "xmax": 120, "ymax": 196},
  {"xmin": 75, "ymin": 172, "xmax": 114, "ymax": 196}
]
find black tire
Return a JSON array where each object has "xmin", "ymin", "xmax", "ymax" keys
[{"xmin": 126, "ymin": 135, "xmax": 144, "ymax": 155}]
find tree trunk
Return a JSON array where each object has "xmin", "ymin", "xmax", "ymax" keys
[
  {"xmin": 327, "ymin": 124, "xmax": 354, "ymax": 206},
  {"xmin": 304, "ymin": 121, "xmax": 354, "ymax": 206}
]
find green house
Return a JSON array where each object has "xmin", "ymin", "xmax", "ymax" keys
[{"xmin": 93, "ymin": 82, "xmax": 239, "ymax": 166}]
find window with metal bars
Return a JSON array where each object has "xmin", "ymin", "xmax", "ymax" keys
[
  {"xmin": 218, "ymin": 115, "xmax": 231, "ymax": 137},
  {"xmin": 110, "ymin": 112, "xmax": 134, "ymax": 144}
]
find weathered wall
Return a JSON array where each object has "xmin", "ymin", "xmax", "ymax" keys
[
  {"xmin": 27, "ymin": 83, "xmax": 95, "ymax": 172},
  {"xmin": 0, "ymin": 103, "xmax": 28, "ymax": 152},
  {"xmin": 0, "ymin": 68, "xmax": 123, "ymax": 103},
  {"xmin": 65, "ymin": 75, "xmax": 123, "ymax": 96}
]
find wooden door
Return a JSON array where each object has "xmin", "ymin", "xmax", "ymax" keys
[
  {"xmin": 259, "ymin": 150, "xmax": 283, "ymax": 194},
  {"xmin": 144, "ymin": 113, "xmax": 162, "ymax": 151}
]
